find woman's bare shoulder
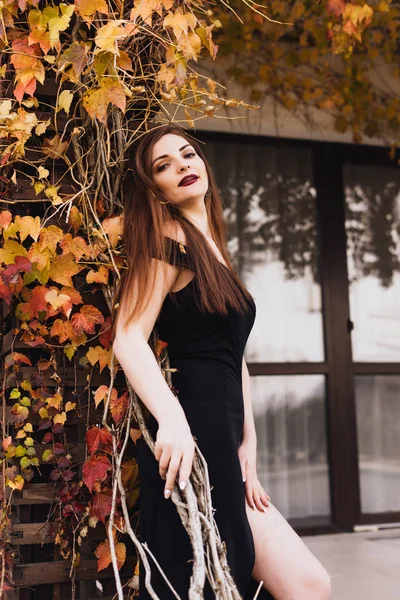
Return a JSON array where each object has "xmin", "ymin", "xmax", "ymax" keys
[{"xmin": 162, "ymin": 221, "xmax": 187, "ymax": 246}]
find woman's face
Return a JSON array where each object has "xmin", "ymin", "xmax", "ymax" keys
[{"xmin": 150, "ymin": 134, "xmax": 208, "ymax": 205}]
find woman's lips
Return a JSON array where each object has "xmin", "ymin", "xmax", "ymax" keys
[{"xmin": 179, "ymin": 176, "xmax": 198, "ymax": 187}]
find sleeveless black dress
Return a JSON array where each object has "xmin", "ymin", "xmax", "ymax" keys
[{"xmin": 136, "ymin": 237, "xmax": 274, "ymax": 600}]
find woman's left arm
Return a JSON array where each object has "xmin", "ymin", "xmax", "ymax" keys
[{"xmin": 239, "ymin": 357, "xmax": 270, "ymax": 512}]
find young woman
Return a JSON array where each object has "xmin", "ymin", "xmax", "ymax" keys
[{"xmin": 112, "ymin": 125, "xmax": 331, "ymax": 600}]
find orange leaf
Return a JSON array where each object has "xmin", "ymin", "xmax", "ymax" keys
[
  {"xmin": 67, "ymin": 205, "xmax": 84, "ymax": 232},
  {"xmin": 110, "ymin": 391, "xmax": 129, "ymax": 425},
  {"xmin": 60, "ymin": 234, "xmax": 90, "ymax": 261},
  {"xmin": 0, "ymin": 210, "xmax": 12, "ymax": 230},
  {"xmin": 86, "ymin": 266, "xmax": 109, "ymax": 284},
  {"xmin": 86, "ymin": 346, "xmax": 112, "ymax": 373},
  {"xmin": 49, "ymin": 253, "xmax": 83, "ymax": 286},
  {"xmin": 50, "ymin": 319, "xmax": 74, "ymax": 343},
  {"xmin": 60, "ymin": 286, "xmax": 83, "ymax": 305},
  {"xmin": 101, "ymin": 215, "xmax": 123, "ymax": 248},
  {"xmin": 72, "ymin": 305, "xmax": 104, "ymax": 335},
  {"xmin": 95, "ymin": 538, "xmax": 126, "ymax": 571},
  {"xmin": 94, "ymin": 385, "xmax": 117, "ymax": 408},
  {"xmin": 130, "ymin": 428, "xmax": 142, "ymax": 444}
]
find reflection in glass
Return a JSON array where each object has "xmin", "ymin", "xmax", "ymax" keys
[
  {"xmin": 355, "ymin": 376, "xmax": 400, "ymax": 514},
  {"xmin": 344, "ymin": 164, "xmax": 400, "ymax": 361},
  {"xmin": 205, "ymin": 142, "xmax": 324, "ymax": 362},
  {"xmin": 251, "ymin": 375, "xmax": 330, "ymax": 520}
]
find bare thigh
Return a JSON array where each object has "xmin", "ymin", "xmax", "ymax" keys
[{"xmin": 246, "ymin": 502, "xmax": 331, "ymax": 600}]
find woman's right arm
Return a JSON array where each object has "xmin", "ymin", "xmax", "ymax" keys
[{"xmin": 112, "ymin": 256, "xmax": 195, "ymax": 499}]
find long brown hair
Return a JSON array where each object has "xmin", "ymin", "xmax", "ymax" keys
[{"xmin": 113, "ymin": 124, "xmax": 252, "ymax": 332}]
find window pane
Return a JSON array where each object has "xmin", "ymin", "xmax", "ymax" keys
[
  {"xmin": 251, "ymin": 375, "xmax": 330, "ymax": 520},
  {"xmin": 344, "ymin": 164, "xmax": 400, "ymax": 361},
  {"xmin": 355, "ymin": 375, "xmax": 400, "ymax": 514},
  {"xmin": 205, "ymin": 141, "xmax": 324, "ymax": 362}
]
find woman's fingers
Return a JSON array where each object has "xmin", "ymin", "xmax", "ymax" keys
[
  {"xmin": 164, "ymin": 453, "xmax": 182, "ymax": 499},
  {"xmin": 158, "ymin": 447, "xmax": 171, "ymax": 481},
  {"xmin": 179, "ymin": 448, "xmax": 194, "ymax": 491},
  {"xmin": 253, "ymin": 485, "xmax": 265, "ymax": 512},
  {"xmin": 245, "ymin": 477, "xmax": 255, "ymax": 509}
]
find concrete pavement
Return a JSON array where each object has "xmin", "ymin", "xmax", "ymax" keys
[{"xmin": 303, "ymin": 528, "xmax": 400, "ymax": 600}]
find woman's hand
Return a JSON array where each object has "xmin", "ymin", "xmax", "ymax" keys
[
  {"xmin": 238, "ymin": 436, "xmax": 270, "ymax": 512},
  {"xmin": 155, "ymin": 408, "xmax": 195, "ymax": 500}
]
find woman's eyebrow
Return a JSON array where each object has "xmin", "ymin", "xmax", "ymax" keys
[{"xmin": 152, "ymin": 144, "xmax": 192, "ymax": 166}]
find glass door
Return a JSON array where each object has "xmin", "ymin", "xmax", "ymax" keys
[{"xmin": 344, "ymin": 163, "xmax": 400, "ymax": 519}]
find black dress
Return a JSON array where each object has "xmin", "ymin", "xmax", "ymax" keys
[{"xmin": 136, "ymin": 237, "xmax": 274, "ymax": 600}]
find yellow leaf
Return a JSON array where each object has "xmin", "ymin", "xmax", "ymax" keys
[
  {"xmin": 45, "ymin": 289, "xmax": 73, "ymax": 317},
  {"xmin": 57, "ymin": 90, "xmax": 74, "ymax": 115},
  {"xmin": 45, "ymin": 185, "xmax": 63, "ymax": 206},
  {"xmin": 82, "ymin": 78, "xmax": 126, "ymax": 124},
  {"xmin": 53, "ymin": 411, "xmax": 67, "ymax": 425},
  {"xmin": 16, "ymin": 215, "xmax": 41, "ymax": 243},
  {"xmin": 0, "ymin": 240, "xmax": 28, "ymax": 264},
  {"xmin": 65, "ymin": 401, "xmax": 76, "ymax": 412},
  {"xmin": 39, "ymin": 407, "xmax": 49, "ymax": 419},
  {"xmin": 37, "ymin": 166, "xmax": 49, "ymax": 179},
  {"xmin": 163, "ymin": 8, "xmax": 197, "ymax": 40},
  {"xmin": 24, "ymin": 436, "xmax": 34, "ymax": 447},
  {"xmin": 34, "ymin": 181, "xmax": 46, "ymax": 194},
  {"xmin": 47, "ymin": 392, "xmax": 62, "ymax": 410},
  {"xmin": 75, "ymin": 0, "xmax": 109, "ymax": 22},
  {"xmin": 95, "ymin": 21, "xmax": 127, "ymax": 54},
  {"xmin": 23, "ymin": 422, "xmax": 33, "ymax": 432},
  {"xmin": 49, "ymin": 253, "xmax": 83, "ymax": 286},
  {"xmin": 16, "ymin": 430, "xmax": 26, "ymax": 439}
]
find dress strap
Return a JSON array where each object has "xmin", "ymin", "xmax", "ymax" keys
[{"xmin": 157, "ymin": 236, "xmax": 195, "ymax": 271}]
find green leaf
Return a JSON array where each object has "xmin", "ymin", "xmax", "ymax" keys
[
  {"xmin": 64, "ymin": 344, "xmax": 77, "ymax": 360},
  {"xmin": 10, "ymin": 388, "xmax": 21, "ymax": 399},
  {"xmin": 20, "ymin": 396, "xmax": 31, "ymax": 407},
  {"xmin": 42, "ymin": 449, "xmax": 54, "ymax": 462},
  {"xmin": 15, "ymin": 445, "xmax": 26, "ymax": 457},
  {"xmin": 20, "ymin": 457, "xmax": 31, "ymax": 469}
]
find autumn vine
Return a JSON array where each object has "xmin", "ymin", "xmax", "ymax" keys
[{"xmin": 0, "ymin": 0, "xmax": 388, "ymax": 598}]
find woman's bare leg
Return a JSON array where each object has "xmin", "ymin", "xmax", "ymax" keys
[{"xmin": 246, "ymin": 502, "xmax": 332, "ymax": 600}]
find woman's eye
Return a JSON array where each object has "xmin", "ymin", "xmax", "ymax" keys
[{"xmin": 156, "ymin": 152, "xmax": 195, "ymax": 172}]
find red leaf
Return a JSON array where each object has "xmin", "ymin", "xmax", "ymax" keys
[
  {"xmin": 1, "ymin": 256, "xmax": 32, "ymax": 284},
  {"xmin": 71, "ymin": 305, "xmax": 104, "ymax": 335},
  {"xmin": 0, "ymin": 280, "xmax": 12, "ymax": 304},
  {"xmin": 110, "ymin": 391, "xmax": 129, "ymax": 426},
  {"xmin": 29, "ymin": 286, "xmax": 49, "ymax": 318},
  {"xmin": 4, "ymin": 352, "xmax": 32, "ymax": 369},
  {"xmin": 83, "ymin": 455, "xmax": 111, "ymax": 491},
  {"xmin": 86, "ymin": 426, "xmax": 113, "ymax": 455},
  {"xmin": 327, "ymin": 0, "xmax": 346, "ymax": 17},
  {"xmin": 90, "ymin": 489, "xmax": 113, "ymax": 524},
  {"xmin": 99, "ymin": 317, "xmax": 112, "ymax": 349}
]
